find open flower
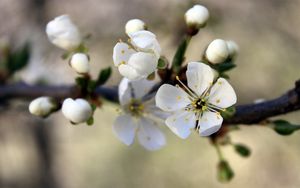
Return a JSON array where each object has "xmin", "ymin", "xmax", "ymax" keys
[
  {"xmin": 113, "ymin": 30, "xmax": 161, "ymax": 80},
  {"xmin": 155, "ymin": 62, "xmax": 237, "ymax": 138},
  {"xmin": 113, "ymin": 77, "xmax": 166, "ymax": 151},
  {"xmin": 46, "ymin": 15, "xmax": 81, "ymax": 51}
]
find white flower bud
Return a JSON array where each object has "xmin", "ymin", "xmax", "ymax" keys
[
  {"xmin": 125, "ymin": 19, "xmax": 146, "ymax": 35},
  {"xmin": 185, "ymin": 5, "xmax": 209, "ymax": 29},
  {"xmin": 29, "ymin": 97, "xmax": 57, "ymax": 117},
  {"xmin": 226, "ymin": 40, "xmax": 239, "ymax": 58},
  {"xmin": 62, "ymin": 98, "xmax": 92, "ymax": 123},
  {"xmin": 70, "ymin": 53, "xmax": 89, "ymax": 74},
  {"xmin": 46, "ymin": 15, "xmax": 81, "ymax": 51},
  {"xmin": 205, "ymin": 39, "xmax": 229, "ymax": 64}
]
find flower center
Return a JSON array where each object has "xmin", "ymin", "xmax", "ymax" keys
[
  {"xmin": 193, "ymin": 98, "xmax": 207, "ymax": 110},
  {"xmin": 126, "ymin": 99, "xmax": 144, "ymax": 116}
]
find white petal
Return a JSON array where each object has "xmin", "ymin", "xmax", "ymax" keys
[
  {"xmin": 155, "ymin": 84, "xmax": 190, "ymax": 112},
  {"xmin": 125, "ymin": 19, "xmax": 146, "ymax": 35},
  {"xmin": 128, "ymin": 52, "xmax": 158, "ymax": 76},
  {"xmin": 186, "ymin": 62, "xmax": 214, "ymax": 96},
  {"xmin": 113, "ymin": 114, "xmax": 137, "ymax": 146},
  {"xmin": 70, "ymin": 53, "xmax": 89, "ymax": 74},
  {"xmin": 61, "ymin": 98, "xmax": 92, "ymax": 123},
  {"xmin": 118, "ymin": 64, "xmax": 143, "ymax": 80},
  {"xmin": 165, "ymin": 110, "xmax": 196, "ymax": 139},
  {"xmin": 129, "ymin": 30, "xmax": 161, "ymax": 58},
  {"xmin": 208, "ymin": 78, "xmax": 237, "ymax": 108},
  {"xmin": 198, "ymin": 111, "xmax": 223, "ymax": 136},
  {"xmin": 113, "ymin": 42, "xmax": 136, "ymax": 67},
  {"xmin": 137, "ymin": 117, "xmax": 166, "ymax": 151},
  {"xmin": 118, "ymin": 78, "xmax": 131, "ymax": 105},
  {"xmin": 46, "ymin": 15, "xmax": 81, "ymax": 50}
]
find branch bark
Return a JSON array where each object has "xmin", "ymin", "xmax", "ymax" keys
[{"xmin": 1, "ymin": 80, "xmax": 300, "ymax": 125}]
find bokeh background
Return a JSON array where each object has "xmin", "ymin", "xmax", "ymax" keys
[{"xmin": 1, "ymin": 0, "xmax": 300, "ymax": 187}]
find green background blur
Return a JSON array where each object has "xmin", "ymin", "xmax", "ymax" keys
[{"xmin": 0, "ymin": 0, "xmax": 300, "ymax": 187}]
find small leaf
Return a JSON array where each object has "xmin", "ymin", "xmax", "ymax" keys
[
  {"xmin": 157, "ymin": 57, "xmax": 168, "ymax": 69},
  {"xmin": 234, "ymin": 144, "xmax": 251, "ymax": 157},
  {"xmin": 97, "ymin": 67, "xmax": 112, "ymax": 85},
  {"xmin": 76, "ymin": 43, "xmax": 89, "ymax": 53},
  {"xmin": 171, "ymin": 35, "xmax": 191, "ymax": 73},
  {"xmin": 217, "ymin": 160, "xmax": 234, "ymax": 183},
  {"xmin": 7, "ymin": 43, "xmax": 30, "ymax": 73},
  {"xmin": 87, "ymin": 80, "xmax": 97, "ymax": 93},
  {"xmin": 90, "ymin": 103, "xmax": 97, "ymax": 112},
  {"xmin": 221, "ymin": 106, "xmax": 236, "ymax": 119},
  {"xmin": 147, "ymin": 72, "xmax": 155, "ymax": 80},
  {"xmin": 86, "ymin": 116, "xmax": 94, "ymax": 126},
  {"xmin": 75, "ymin": 77, "xmax": 88, "ymax": 88},
  {"xmin": 213, "ymin": 61, "xmax": 236, "ymax": 73},
  {"xmin": 61, "ymin": 52, "xmax": 71, "ymax": 60},
  {"xmin": 273, "ymin": 120, "xmax": 300, "ymax": 136}
]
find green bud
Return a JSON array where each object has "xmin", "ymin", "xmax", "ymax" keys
[
  {"xmin": 234, "ymin": 144, "xmax": 251, "ymax": 157},
  {"xmin": 157, "ymin": 57, "xmax": 168, "ymax": 69},
  {"xmin": 86, "ymin": 116, "xmax": 94, "ymax": 126},
  {"xmin": 217, "ymin": 160, "xmax": 234, "ymax": 183},
  {"xmin": 220, "ymin": 106, "xmax": 236, "ymax": 119}
]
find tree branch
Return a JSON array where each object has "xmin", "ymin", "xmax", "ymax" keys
[{"xmin": 1, "ymin": 80, "xmax": 300, "ymax": 125}]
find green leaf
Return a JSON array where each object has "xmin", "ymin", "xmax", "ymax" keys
[
  {"xmin": 217, "ymin": 160, "xmax": 234, "ymax": 183},
  {"xmin": 213, "ymin": 62, "xmax": 236, "ymax": 73},
  {"xmin": 86, "ymin": 116, "xmax": 94, "ymax": 126},
  {"xmin": 76, "ymin": 43, "xmax": 89, "ymax": 53},
  {"xmin": 75, "ymin": 77, "xmax": 88, "ymax": 88},
  {"xmin": 273, "ymin": 120, "xmax": 300, "ymax": 136},
  {"xmin": 90, "ymin": 103, "xmax": 97, "ymax": 112},
  {"xmin": 87, "ymin": 80, "xmax": 97, "ymax": 93},
  {"xmin": 171, "ymin": 35, "xmax": 191, "ymax": 73},
  {"xmin": 157, "ymin": 57, "xmax": 168, "ymax": 69},
  {"xmin": 61, "ymin": 51, "xmax": 71, "ymax": 60},
  {"xmin": 220, "ymin": 106, "xmax": 236, "ymax": 119},
  {"xmin": 97, "ymin": 67, "xmax": 112, "ymax": 85},
  {"xmin": 7, "ymin": 43, "xmax": 30, "ymax": 73},
  {"xmin": 234, "ymin": 144, "xmax": 251, "ymax": 157},
  {"xmin": 147, "ymin": 72, "xmax": 155, "ymax": 80}
]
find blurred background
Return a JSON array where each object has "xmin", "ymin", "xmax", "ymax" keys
[{"xmin": 1, "ymin": 0, "xmax": 300, "ymax": 187}]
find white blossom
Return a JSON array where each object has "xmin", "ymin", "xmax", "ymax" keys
[
  {"xmin": 205, "ymin": 39, "xmax": 229, "ymax": 64},
  {"xmin": 226, "ymin": 40, "xmax": 239, "ymax": 58},
  {"xmin": 62, "ymin": 98, "xmax": 92, "ymax": 124},
  {"xmin": 125, "ymin": 19, "xmax": 146, "ymax": 35},
  {"xmin": 155, "ymin": 62, "xmax": 237, "ymax": 138},
  {"xmin": 70, "ymin": 53, "xmax": 89, "ymax": 74},
  {"xmin": 185, "ymin": 5, "xmax": 209, "ymax": 28},
  {"xmin": 46, "ymin": 15, "xmax": 81, "ymax": 51},
  {"xmin": 113, "ymin": 78, "xmax": 166, "ymax": 150},
  {"xmin": 113, "ymin": 30, "xmax": 161, "ymax": 80},
  {"xmin": 29, "ymin": 97, "xmax": 57, "ymax": 117}
]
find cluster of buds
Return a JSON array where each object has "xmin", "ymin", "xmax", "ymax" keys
[{"xmin": 29, "ymin": 15, "xmax": 93, "ymax": 124}]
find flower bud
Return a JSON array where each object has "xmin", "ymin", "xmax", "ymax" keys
[
  {"xmin": 125, "ymin": 19, "xmax": 146, "ymax": 35},
  {"xmin": 205, "ymin": 39, "xmax": 229, "ymax": 64},
  {"xmin": 70, "ymin": 53, "xmax": 89, "ymax": 74},
  {"xmin": 29, "ymin": 97, "xmax": 57, "ymax": 117},
  {"xmin": 226, "ymin": 40, "xmax": 239, "ymax": 58},
  {"xmin": 62, "ymin": 98, "xmax": 92, "ymax": 124},
  {"xmin": 46, "ymin": 15, "xmax": 81, "ymax": 51},
  {"xmin": 185, "ymin": 5, "xmax": 209, "ymax": 35}
]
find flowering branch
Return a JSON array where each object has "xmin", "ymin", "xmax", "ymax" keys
[{"xmin": 1, "ymin": 79, "xmax": 300, "ymax": 126}]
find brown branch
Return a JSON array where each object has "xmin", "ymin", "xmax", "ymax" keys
[{"xmin": 1, "ymin": 80, "xmax": 300, "ymax": 125}]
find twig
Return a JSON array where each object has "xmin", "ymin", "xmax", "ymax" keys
[{"xmin": 1, "ymin": 80, "xmax": 300, "ymax": 125}]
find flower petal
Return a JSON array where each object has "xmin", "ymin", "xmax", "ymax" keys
[
  {"xmin": 198, "ymin": 111, "xmax": 223, "ymax": 136},
  {"xmin": 118, "ymin": 78, "xmax": 156, "ymax": 105},
  {"xmin": 165, "ymin": 110, "xmax": 196, "ymax": 139},
  {"xmin": 155, "ymin": 84, "xmax": 190, "ymax": 112},
  {"xmin": 208, "ymin": 78, "xmax": 237, "ymax": 108},
  {"xmin": 118, "ymin": 78, "xmax": 131, "ymax": 105},
  {"xmin": 127, "ymin": 52, "xmax": 158, "ymax": 76},
  {"xmin": 113, "ymin": 114, "xmax": 137, "ymax": 146},
  {"xmin": 137, "ymin": 117, "xmax": 166, "ymax": 151},
  {"xmin": 186, "ymin": 62, "xmax": 214, "ymax": 96},
  {"xmin": 118, "ymin": 64, "xmax": 143, "ymax": 80},
  {"xmin": 113, "ymin": 42, "xmax": 136, "ymax": 66},
  {"xmin": 129, "ymin": 30, "xmax": 161, "ymax": 58}
]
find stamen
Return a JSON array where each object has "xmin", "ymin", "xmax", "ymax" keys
[{"xmin": 175, "ymin": 76, "xmax": 198, "ymax": 99}]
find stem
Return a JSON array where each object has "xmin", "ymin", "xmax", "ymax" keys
[{"xmin": 171, "ymin": 35, "xmax": 191, "ymax": 73}]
